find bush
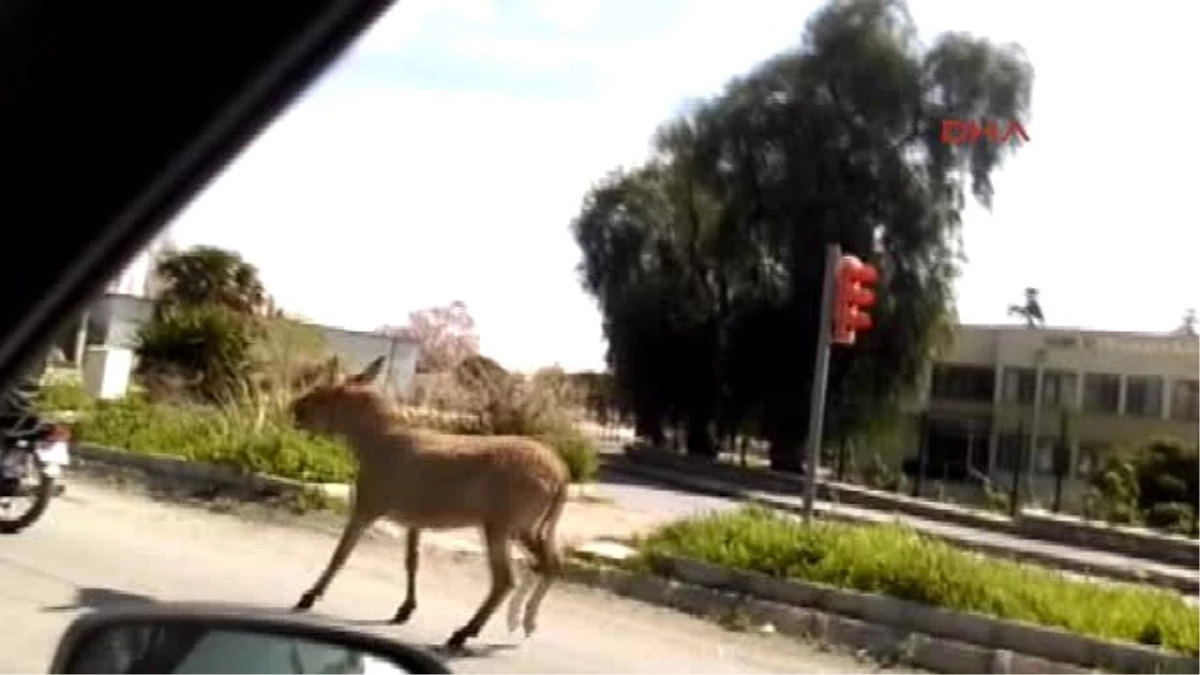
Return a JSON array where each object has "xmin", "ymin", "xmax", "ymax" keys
[
  {"xmin": 135, "ymin": 304, "xmax": 258, "ymax": 402},
  {"xmin": 640, "ymin": 506, "xmax": 1199, "ymax": 655},
  {"xmin": 75, "ymin": 394, "xmax": 355, "ymax": 483},
  {"xmin": 543, "ymin": 430, "xmax": 599, "ymax": 483},
  {"xmin": 36, "ymin": 380, "xmax": 96, "ymax": 415},
  {"xmin": 1087, "ymin": 437, "xmax": 1199, "ymax": 535}
]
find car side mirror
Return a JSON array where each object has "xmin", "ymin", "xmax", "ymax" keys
[{"xmin": 49, "ymin": 604, "xmax": 453, "ymax": 674}]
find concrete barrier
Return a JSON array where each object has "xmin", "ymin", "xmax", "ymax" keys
[
  {"xmin": 1019, "ymin": 510, "xmax": 1199, "ymax": 568},
  {"xmin": 622, "ymin": 446, "xmax": 1018, "ymax": 527},
  {"xmin": 653, "ymin": 555, "xmax": 1197, "ymax": 674}
]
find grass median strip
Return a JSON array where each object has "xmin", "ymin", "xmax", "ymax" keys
[{"xmin": 637, "ymin": 506, "xmax": 1199, "ymax": 656}]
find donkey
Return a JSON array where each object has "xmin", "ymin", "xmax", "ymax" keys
[{"xmin": 289, "ymin": 356, "xmax": 570, "ymax": 651}]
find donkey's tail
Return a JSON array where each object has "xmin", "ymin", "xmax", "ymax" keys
[{"xmin": 535, "ymin": 479, "xmax": 569, "ymax": 551}]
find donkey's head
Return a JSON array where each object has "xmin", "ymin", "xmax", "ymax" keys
[{"xmin": 289, "ymin": 355, "xmax": 392, "ymax": 437}]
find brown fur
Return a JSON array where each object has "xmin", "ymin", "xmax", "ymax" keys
[{"xmin": 289, "ymin": 356, "xmax": 570, "ymax": 651}]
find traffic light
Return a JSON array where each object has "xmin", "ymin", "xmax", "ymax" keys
[{"xmin": 832, "ymin": 255, "xmax": 879, "ymax": 346}]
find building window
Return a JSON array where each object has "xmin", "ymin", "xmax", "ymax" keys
[
  {"xmin": 1170, "ymin": 379, "xmax": 1199, "ymax": 422},
  {"xmin": 1082, "ymin": 373, "xmax": 1121, "ymax": 414},
  {"xmin": 1001, "ymin": 368, "xmax": 1036, "ymax": 405},
  {"xmin": 930, "ymin": 364, "xmax": 995, "ymax": 403},
  {"xmin": 1041, "ymin": 370, "xmax": 1078, "ymax": 408},
  {"xmin": 1124, "ymin": 375, "xmax": 1164, "ymax": 418},
  {"xmin": 995, "ymin": 432, "xmax": 1025, "ymax": 472}
]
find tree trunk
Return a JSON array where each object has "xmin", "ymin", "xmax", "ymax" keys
[
  {"xmin": 634, "ymin": 415, "xmax": 663, "ymax": 446},
  {"xmin": 685, "ymin": 412, "xmax": 717, "ymax": 459}
]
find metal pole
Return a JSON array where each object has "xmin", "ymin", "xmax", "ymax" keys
[
  {"xmin": 1027, "ymin": 348, "xmax": 1046, "ymax": 497},
  {"xmin": 73, "ymin": 311, "xmax": 89, "ymax": 370},
  {"xmin": 802, "ymin": 243, "xmax": 840, "ymax": 521}
]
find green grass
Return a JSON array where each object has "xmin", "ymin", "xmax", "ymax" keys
[
  {"xmin": 51, "ymin": 386, "xmax": 356, "ymax": 484},
  {"xmin": 40, "ymin": 380, "xmax": 599, "ymax": 484},
  {"xmin": 639, "ymin": 506, "xmax": 1200, "ymax": 656}
]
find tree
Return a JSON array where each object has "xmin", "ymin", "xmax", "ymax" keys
[
  {"xmin": 154, "ymin": 245, "xmax": 267, "ymax": 314},
  {"xmin": 1087, "ymin": 437, "xmax": 1199, "ymax": 535},
  {"xmin": 1007, "ymin": 287, "xmax": 1045, "ymax": 328},
  {"xmin": 135, "ymin": 245, "xmax": 268, "ymax": 401},
  {"xmin": 572, "ymin": 0, "xmax": 1032, "ymax": 471},
  {"xmin": 1175, "ymin": 308, "xmax": 1196, "ymax": 336},
  {"xmin": 381, "ymin": 301, "xmax": 480, "ymax": 374}
]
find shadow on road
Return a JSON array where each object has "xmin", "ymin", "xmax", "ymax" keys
[
  {"xmin": 340, "ymin": 619, "xmax": 520, "ymax": 661},
  {"xmin": 595, "ymin": 464, "xmax": 677, "ymax": 489},
  {"xmin": 422, "ymin": 642, "xmax": 519, "ymax": 661},
  {"xmin": 42, "ymin": 586, "xmax": 158, "ymax": 613}
]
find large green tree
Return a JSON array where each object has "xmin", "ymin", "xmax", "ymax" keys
[{"xmin": 572, "ymin": 0, "xmax": 1033, "ymax": 471}]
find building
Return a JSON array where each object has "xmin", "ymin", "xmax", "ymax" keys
[
  {"xmin": 57, "ymin": 292, "xmax": 421, "ymax": 397},
  {"xmin": 899, "ymin": 324, "xmax": 1198, "ymax": 510}
]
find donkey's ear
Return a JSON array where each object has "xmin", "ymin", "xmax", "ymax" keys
[{"xmin": 346, "ymin": 355, "xmax": 386, "ymax": 385}]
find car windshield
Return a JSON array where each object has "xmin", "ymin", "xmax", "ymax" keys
[{"xmin": 4, "ymin": 1, "xmax": 1198, "ymax": 674}]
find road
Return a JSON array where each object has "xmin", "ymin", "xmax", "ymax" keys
[
  {"xmin": 591, "ymin": 467, "xmax": 739, "ymax": 521},
  {"xmin": 0, "ymin": 478, "xmax": 894, "ymax": 674}
]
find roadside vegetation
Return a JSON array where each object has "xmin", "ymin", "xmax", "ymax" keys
[
  {"xmin": 38, "ymin": 245, "xmax": 600, "ymax": 485},
  {"xmin": 638, "ymin": 506, "xmax": 1200, "ymax": 656}
]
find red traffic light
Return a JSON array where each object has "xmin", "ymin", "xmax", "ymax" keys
[{"xmin": 832, "ymin": 255, "xmax": 879, "ymax": 346}]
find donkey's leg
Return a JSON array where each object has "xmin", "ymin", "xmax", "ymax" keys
[
  {"xmin": 295, "ymin": 510, "xmax": 377, "ymax": 611},
  {"xmin": 390, "ymin": 527, "xmax": 421, "ymax": 624},
  {"xmin": 446, "ymin": 525, "xmax": 515, "ymax": 650},
  {"xmin": 506, "ymin": 533, "xmax": 540, "ymax": 632},
  {"xmin": 519, "ymin": 529, "xmax": 563, "ymax": 637}
]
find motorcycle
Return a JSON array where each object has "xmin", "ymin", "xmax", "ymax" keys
[{"xmin": 0, "ymin": 377, "xmax": 71, "ymax": 534}]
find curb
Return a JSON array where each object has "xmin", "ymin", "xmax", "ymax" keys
[
  {"xmin": 653, "ymin": 555, "xmax": 1196, "ymax": 674},
  {"xmin": 562, "ymin": 552, "xmax": 1197, "ymax": 674},
  {"xmin": 70, "ymin": 443, "xmax": 599, "ymax": 502},
  {"xmin": 609, "ymin": 457, "xmax": 1200, "ymax": 595},
  {"xmin": 68, "ymin": 444, "xmax": 342, "ymax": 499},
  {"xmin": 559, "ymin": 557, "xmax": 1089, "ymax": 674}
]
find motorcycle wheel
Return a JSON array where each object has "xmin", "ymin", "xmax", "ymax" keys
[{"xmin": 0, "ymin": 470, "xmax": 54, "ymax": 534}]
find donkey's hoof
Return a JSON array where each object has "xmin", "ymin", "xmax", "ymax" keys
[
  {"xmin": 444, "ymin": 629, "xmax": 471, "ymax": 652},
  {"xmin": 390, "ymin": 603, "xmax": 415, "ymax": 625},
  {"xmin": 293, "ymin": 592, "xmax": 317, "ymax": 612}
]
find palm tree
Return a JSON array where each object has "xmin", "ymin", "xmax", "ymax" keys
[
  {"xmin": 1008, "ymin": 287, "xmax": 1044, "ymax": 328},
  {"xmin": 1175, "ymin": 308, "xmax": 1197, "ymax": 336},
  {"xmin": 155, "ymin": 245, "xmax": 266, "ymax": 315}
]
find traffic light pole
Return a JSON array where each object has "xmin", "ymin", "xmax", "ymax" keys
[{"xmin": 802, "ymin": 243, "xmax": 841, "ymax": 522}]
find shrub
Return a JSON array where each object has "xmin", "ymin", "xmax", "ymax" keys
[
  {"xmin": 75, "ymin": 394, "xmax": 355, "ymax": 483},
  {"xmin": 640, "ymin": 506, "xmax": 1199, "ymax": 655},
  {"xmin": 1087, "ymin": 437, "xmax": 1199, "ymax": 535},
  {"xmin": 543, "ymin": 429, "xmax": 599, "ymax": 483},
  {"xmin": 36, "ymin": 380, "xmax": 96, "ymax": 414},
  {"xmin": 135, "ymin": 304, "xmax": 258, "ymax": 402}
]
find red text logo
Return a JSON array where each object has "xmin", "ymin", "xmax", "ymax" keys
[{"xmin": 940, "ymin": 119, "xmax": 1029, "ymax": 146}]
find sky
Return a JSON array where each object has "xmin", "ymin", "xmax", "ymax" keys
[{"xmin": 148, "ymin": 0, "xmax": 1198, "ymax": 373}]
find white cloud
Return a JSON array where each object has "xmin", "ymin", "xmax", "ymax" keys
[
  {"xmin": 354, "ymin": 0, "xmax": 500, "ymax": 56},
  {"xmin": 523, "ymin": 0, "xmax": 604, "ymax": 32}
]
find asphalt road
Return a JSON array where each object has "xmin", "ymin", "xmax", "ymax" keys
[
  {"xmin": 0, "ymin": 478, "xmax": 895, "ymax": 674},
  {"xmin": 591, "ymin": 467, "xmax": 740, "ymax": 521}
]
